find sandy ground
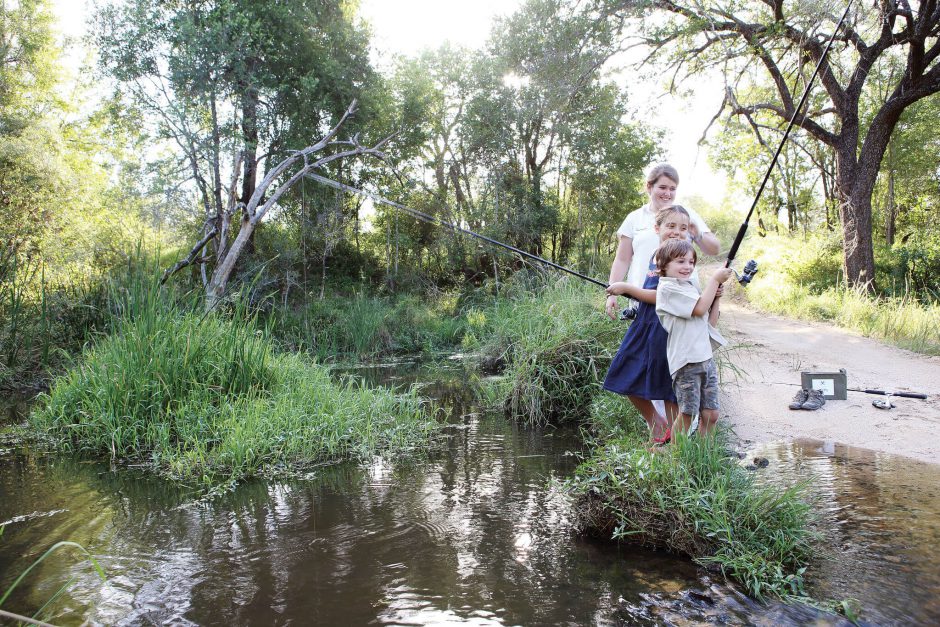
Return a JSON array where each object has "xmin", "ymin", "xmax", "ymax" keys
[{"xmin": 717, "ymin": 301, "xmax": 940, "ymax": 465}]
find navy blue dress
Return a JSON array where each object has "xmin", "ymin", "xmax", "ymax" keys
[{"xmin": 603, "ymin": 262, "xmax": 677, "ymax": 402}]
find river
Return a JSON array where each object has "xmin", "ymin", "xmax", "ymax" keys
[{"xmin": 2, "ymin": 361, "xmax": 939, "ymax": 625}]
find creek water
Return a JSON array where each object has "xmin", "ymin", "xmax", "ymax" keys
[{"xmin": 1, "ymin": 363, "xmax": 938, "ymax": 625}]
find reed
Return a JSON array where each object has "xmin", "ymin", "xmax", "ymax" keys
[
  {"xmin": 271, "ymin": 291, "xmax": 466, "ymax": 361},
  {"xmin": 30, "ymin": 272, "xmax": 438, "ymax": 486},
  {"xmin": 0, "ymin": 540, "xmax": 106, "ymax": 625}
]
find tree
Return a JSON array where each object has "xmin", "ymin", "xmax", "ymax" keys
[
  {"xmin": 163, "ymin": 101, "xmax": 392, "ymax": 309},
  {"xmin": 599, "ymin": 0, "xmax": 940, "ymax": 289},
  {"xmin": 95, "ymin": 0, "xmax": 375, "ymax": 289}
]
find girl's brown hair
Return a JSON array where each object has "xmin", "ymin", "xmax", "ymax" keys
[
  {"xmin": 655, "ymin": 204, "xmax": 690, "ymax": 227},
  {"xmin": 655, "ymin": 239, "xmax": 696, "ymax": 276}
]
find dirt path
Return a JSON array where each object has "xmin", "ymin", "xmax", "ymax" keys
[{"xmin": 718, "ymin": 302, "xmax": 940, "ymax": 464}]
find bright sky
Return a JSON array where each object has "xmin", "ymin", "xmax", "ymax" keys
[{"xmin": 50, "ymin": 0, "xmax": 734, "ymax": 211}]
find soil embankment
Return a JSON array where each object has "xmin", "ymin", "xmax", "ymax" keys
[{"xmin": 719, "ymin": 302, "xmax": 940, "ymax": 464}]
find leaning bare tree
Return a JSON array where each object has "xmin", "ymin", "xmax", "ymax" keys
[
  {"xmin": 600, "ymin": 0, "xmax": 940, "ymax": 289},
  {"xmin": 162, "ymin": 101, "xmax": 391, "ymax": 309}
]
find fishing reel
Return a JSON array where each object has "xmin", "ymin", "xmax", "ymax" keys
[
  {"xmin": 619, "ymin": 305, "xmax": 638, "ymax": 321},
  {"xmin": 733, "ymin": 259, "xmax": 759, "ymax": 286}
]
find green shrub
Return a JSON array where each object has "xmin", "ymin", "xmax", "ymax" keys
[
  {"xmin": 463, "ymin": 274, "xmax": 622, "ymax": 424},
  {"xmin": 271, "ymin": 290, "xmax": 467, "ymax": 361}
]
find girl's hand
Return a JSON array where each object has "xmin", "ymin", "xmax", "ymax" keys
[
  {"xmin": 689, "ymin": 222, "xmax": 702, "ymax": 245},
  {"xmin": 606, "ymin": 281, "xmax": 630, "ymax": 296},
  {"xmin": 605, "ymin": 294, "xmax": 618, "ymax": 320},
  {"xmin": 715, "ymin": 283, "xmax": 725, "ymax": 299}
]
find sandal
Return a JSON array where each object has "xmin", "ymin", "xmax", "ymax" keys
[{"xmin": 651, "ymin": 427, "xmax": 672, "ymax": 445}]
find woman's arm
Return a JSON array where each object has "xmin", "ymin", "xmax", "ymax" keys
[
  {"xmin": 688, "ymin": 216, "xmax": 720, "ymax": 256},
  {"xmin": 605, "ymin": 236, "xmax": 634, "ymax": 320}
]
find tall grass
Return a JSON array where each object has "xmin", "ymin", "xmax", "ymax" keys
[
  {"xmin": 30, "ymin": 272, "xmax": 438, "ymax": 486},
  {"xmin": 462, "ymin": 274, "xmax": 622, "ymax": 424},
  {"xmin": 568, "ymin": 396, "xmax": 816, "ymax": 601},
  {"xmin": 738, "ymin": 233, "xmax": 940, "ymax": 354},
  {"xmin": 271, "ymin": 291, "xmax": 467, "ymax": 361}
]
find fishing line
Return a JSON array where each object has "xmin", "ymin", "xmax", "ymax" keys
[{"xmin": 305, "ymin": 173, "xmax": 609, "ymax": 288}]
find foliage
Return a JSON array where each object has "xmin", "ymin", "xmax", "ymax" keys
[
  {"xmin": 567, "ymin": 402, "xmax": 816, "ymax": 601},
  {"xmin": 599, "ymin": 0, "xmax": 940, "ymax": 289},
  {"xmin": 463, "ymin": 273, "xmax": 622, "ymax": 424},
  {"xmin": 30, "ymin": 273, "xmax": 439, "ymax": 486},
  {"xmin": 738, "ymin": 232, "xmax": 940, "ymax": 354}
]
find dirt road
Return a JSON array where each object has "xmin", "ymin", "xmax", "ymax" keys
[{"xmin": 718, "ymin": 302, "xmax": 940, "ymax": 464}]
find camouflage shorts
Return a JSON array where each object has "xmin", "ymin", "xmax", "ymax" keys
[{"xmin": 673, "ymin": 359, "xmax": 719, "ymax": 416}]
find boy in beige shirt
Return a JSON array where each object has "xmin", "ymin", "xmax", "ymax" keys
[{"xmin": 654, "ymin": 239, "xmax": 732, "ymax": 437}]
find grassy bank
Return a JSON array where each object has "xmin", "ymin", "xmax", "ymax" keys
[
  {"xmin": 461, "ymin": 275, "xmax": 622, "ymax": 424},
  {"xmin": 737, "ymin": 233, "xmax": 940, "ymax": 355},
  {"xmin": 30, "ymin": 278, "xmax": 438, "ymax": 487},
  {"xmin": 463, "ymin": 273, "xmax": 819, "ymax": 601},
  {"xmin": 569, "ymin": 395, "xmax": 816, "ymax": 601}
]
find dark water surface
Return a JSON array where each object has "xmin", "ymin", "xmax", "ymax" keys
[{"xmin": 1, "ymin": 365, "xmax": 937, "ymax": 625}]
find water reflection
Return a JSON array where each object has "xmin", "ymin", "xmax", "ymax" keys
[
  {"xmin": 751, "ymin": 439, "xmax": 940, "ymax": 625},
  {"xmin": 3, "ymin": 372, "xmax": 926, "ymax": 625}
]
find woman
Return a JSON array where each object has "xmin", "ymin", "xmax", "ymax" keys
[{"xmin": 603, "ymin": 163, "xmax": 720, "ymax": 441}]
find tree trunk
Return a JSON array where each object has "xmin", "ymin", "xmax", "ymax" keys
[
  {"xmin": 206, "ymin": 216, "xmax": 253, "ymax": 309},
  {"xmin": 834, "ymin": 145, "xmax": 876, "ymax": 290},
  {"xmin": 240, "ymin": 73, "xmax": 260, "ymax": 255}
]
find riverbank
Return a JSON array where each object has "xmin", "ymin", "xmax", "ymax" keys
[{"xmin": 718, "ymin": 301, "xmax": 940, "ymax": 465}]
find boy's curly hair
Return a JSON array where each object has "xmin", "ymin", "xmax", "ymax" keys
[{"xmin": 655, "ymin": 239, "xmax": 696, "ymax": 276}]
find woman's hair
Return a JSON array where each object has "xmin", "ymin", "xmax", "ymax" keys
[
  {"xmin": 655, "ymin": 204, "xmax": 690, "ymax": 226},
  {"xmin": 646, "ymin": 163, "xmax": 680, "ymax": 187},
  {"xmin": 655, "ymin": 239, "xmax": 696, "ymax": 276}
]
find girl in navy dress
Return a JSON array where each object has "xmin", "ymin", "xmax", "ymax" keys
[{"xmin": 603, "ymin": 206, "xmax": 696, "ymax": 443}]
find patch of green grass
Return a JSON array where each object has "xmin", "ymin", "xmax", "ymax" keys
[
  {"xmin": 736, "ymin": 233, "xmax": 940, "ymax": 355},
  {"xmin": 566, "ymin": 401, "xmax": 816, "ymax": 601},
  {"xmin": 30, "ymin": 274, "xmax": 438, "ymax": 487},
  {"xmin": 462, "ymin": 274, "xmax": 622, "ymax": 425}
]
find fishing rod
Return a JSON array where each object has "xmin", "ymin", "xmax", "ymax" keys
[
  {"xmin": 306, "ymin": 173, "xmax": 609, "ymax": 288},
  {"xmin": 725, "ymin": 0, "xmax": 855, "ymax": 275},
  {"xmin": 774, "ymin": 380, "xmax": 928, "ymax": 400}
]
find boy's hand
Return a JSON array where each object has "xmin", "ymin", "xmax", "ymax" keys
[
  {"xmin": 712, "ymin": 268, "xmax": 734, "ymax": 284},
  {"xmin": 606, "ymin": 281, "xmax": 630, "ymax": 296},
  {"xmin": 715, "ymin": 283, "xmax": 725, "ymax": 299}
]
